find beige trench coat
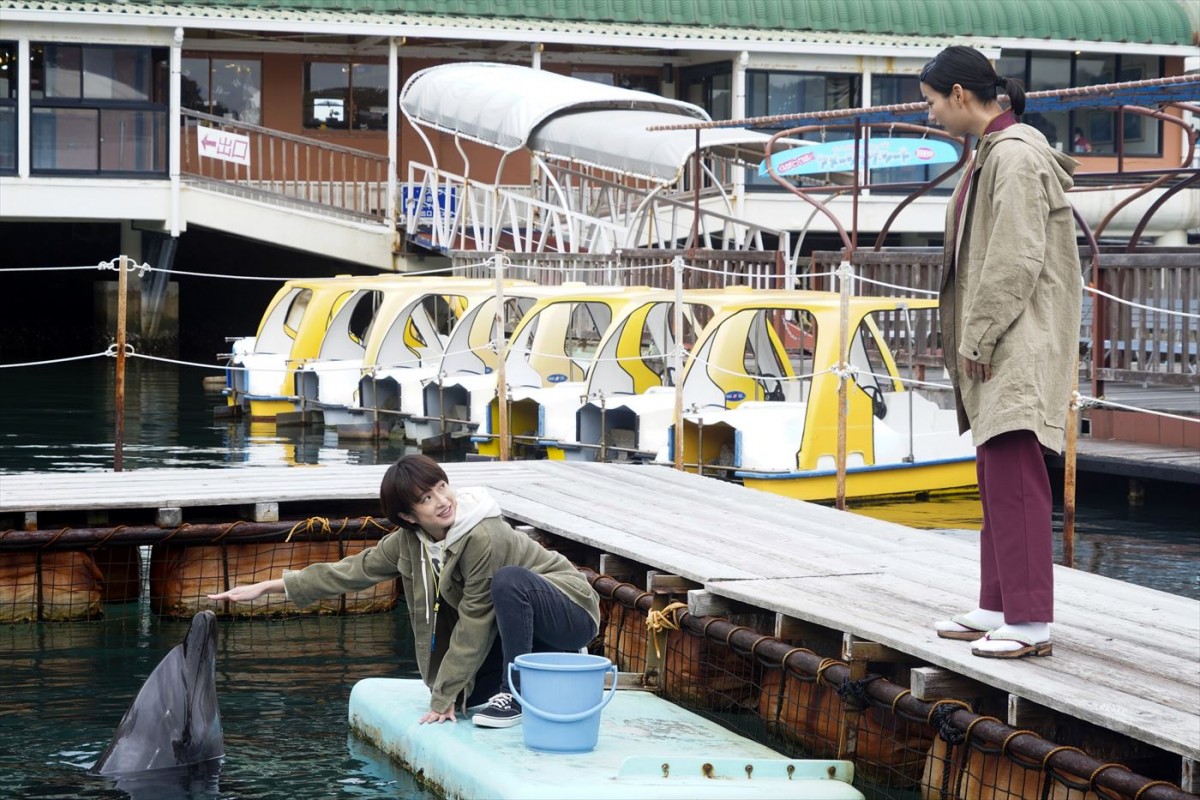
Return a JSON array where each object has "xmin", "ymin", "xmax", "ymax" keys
[{"xmin": 940, "ymin": 123, "xmax": 1082, "ymax": 453}]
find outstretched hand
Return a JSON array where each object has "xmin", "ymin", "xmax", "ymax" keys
[
  {"xmin": 419, "ymin": 707, "xmax": 458, "ymax": 725},
  {"xmin": 207, "ymin": 581, "xmax": 272, "ymax": 603}
]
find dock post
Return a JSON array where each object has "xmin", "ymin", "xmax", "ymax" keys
[
  {"xmin": 672, "ymin": 255, "xmax": 684, "ymax": 472},
  {"xmin": 835, "ymin": 260, "xmax": 851, "ymax": 510},
  {"xmin": 493, "ymin": 253, "xmax": 510, "ymax": 462},
  {"xmin": 114, "ymin": 254, "xmax": 128, "ymax": 472},
  {"xmin": 1063, "ymin": 379, "xmax": 1079, "ymax": 567}
]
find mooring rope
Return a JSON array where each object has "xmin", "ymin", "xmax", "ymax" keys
[
  {"xmin": 0, "ymin": 352, "xmax": 110, "ymax": 369},
  {"xmin": 644, "ymin": 600, "xmax": 689, "ymax": 659}
]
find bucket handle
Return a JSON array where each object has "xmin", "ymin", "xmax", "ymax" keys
[{"xmin": 507, "ymin": 661, "xmax": 619, "ymax": 724}]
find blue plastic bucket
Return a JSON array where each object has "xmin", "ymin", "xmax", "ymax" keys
[{"xmin": 507, "ymin": 652, "xmax": 618, "ymax": 753}]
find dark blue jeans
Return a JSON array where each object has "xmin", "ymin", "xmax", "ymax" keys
[{"xmin": 467, "ymin": 565, "xmax": 596, "ymax": 703}]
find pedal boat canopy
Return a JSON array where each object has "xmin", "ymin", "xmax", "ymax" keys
[{"xmin": 400, "ymin": 62, "xmax": 794, "ymax": 182}]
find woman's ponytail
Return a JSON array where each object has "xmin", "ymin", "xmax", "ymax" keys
[{"xmin": 996, "ymin": 76, "xmax": 1026, "ymax": 117}]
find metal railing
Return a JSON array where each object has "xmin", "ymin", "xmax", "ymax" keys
[
  {"xmin": 450, "ymin": 248, "xmax": 786, "ymax": 290},
  {"xmin": 180, "ymin": 109, "xmax": 389, "ymax": 222},
  {"xmin": 403, "ymin": 161, "xmax": 795, "ymax": 274}
]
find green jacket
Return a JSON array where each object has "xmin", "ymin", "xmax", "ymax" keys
[
  {"xmin": 283, "ymin": 501, "xmax": 601, "ymax": 713},
  {"xmin": 941, "ymin": 123, "xmax": 1082, "ymax": 452}
]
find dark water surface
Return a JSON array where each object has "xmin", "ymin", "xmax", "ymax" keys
[
  {"xmin": 0, "ymin": 603, "xmax": 435, "ymax": 800},
  {"xmin": 1, "ymin": 360, "xmax": 1196, "ymax": 799}
]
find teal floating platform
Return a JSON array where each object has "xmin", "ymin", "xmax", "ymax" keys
[{"xmin": 348, "ymin": 678, "xmax": 864, "ymax": 799}]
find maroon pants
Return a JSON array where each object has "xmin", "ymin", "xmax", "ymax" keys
[{"xmin": 976, "ymin": 430, "xmax": 1054, "ymax": 623}]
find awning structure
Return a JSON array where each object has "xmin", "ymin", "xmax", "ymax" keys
[{"xmin": 401, "ymin": 62, "xmax": 800, "ymax": 182}]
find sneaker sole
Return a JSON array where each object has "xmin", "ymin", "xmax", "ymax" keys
[{"xmin": 472, "ymin": 715, "xmax": 522, "ymax": 729}]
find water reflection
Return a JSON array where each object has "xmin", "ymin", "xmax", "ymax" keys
[
  {"xmin": 0, "ymin": 604, "xmax": 436, "ymax": 800},
  {"xmin": 0, "ymin": 360, "xmax": 417, "ymax": 471}
]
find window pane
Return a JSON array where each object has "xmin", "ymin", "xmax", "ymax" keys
[
  {"xmin": 32, "ymin": 107, "xmax": 98, "ymax": 171},
  {"xmin": 350, "ymin": 63, "xmax": 388, "ymax": 130},
  {"xmin": 869, "ymin": 76, "xmax": 958, "ymax": 188},
  {"xmin": 83, "ymin": 47, "xmax": 152, "ymax": 100},
  {"xmin": 0, "ymin": 106, "xmax": 14, "ymax": 172},
  {"xmin": 305, "ymin": 62, "xmax": 349, "ymax": 129},
  {"xmin": 710, "ymin": 72, "xmax": 731, "ymax": 120},
  {"xmin": 994, "ymin": 52, "xmax": 1026, "ymax": 86},
  {"xmin": 182, "ymin": 57, "xmax": 210, "ymax": 114},
  {"xmin": 1119, "ymin": 55, "xmax": 1161, "ymax": 156},
  {"xmin": 1027, "ymin": 53, "xmax": 1069, "ymax": 151},
  {"xmin": 211, "ymin": 59, "xmax": 260, "ymax": 124},
  {"xmin": 0, "ymin": 43, "xmax": 17, "ymax": 100},
  {"xmin": 44, "ymin": 45, "xmax": 82, "ymax": 99},
  {"xmin": 100, "ymin": 109, "xmax": 165, "ymax": 172}
]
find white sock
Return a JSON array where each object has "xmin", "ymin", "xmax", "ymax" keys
[
  {"xmin": 960, "ymin": 608, "xmax": 1006, "ymax": 630},
  {"xmin": 993, "ymin": 622, "xmax": 1050, "ymax": 642}
]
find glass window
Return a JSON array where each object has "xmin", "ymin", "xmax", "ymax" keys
[
  {"xmin": 0, "ymin": 42, "xmax": 15, "ymax": 174},
  {"xmin": 745, "ymin": 70, "xmax": 861, "ymax": 189},
  {"xmin": 868, "ymin": 75, "xmax": 962, "ymax": 190},
  {"xmin": 1117, "ymin": 54, "xmax": 1161, "ymax": 156},
  {"xmin": 1028, "ymin": 54, "xmax": 1070, "ymax": 150},
  {"xmin": 351, "ymin": 63, "xmax": 388, "ymax": 130},
  {"xmin": 1002, "ymin": 50, "xmax": 1164, "ymax": 157},
  {"xmin": 181, "ymin": 57, "xmax": 210, "ymax": 115},
  {"xmin": 304, "ymin": 61, "xmax": 387, "ymax": 130},
  {"xmin": 43, "ymin": 44, "xmax": 82, "ymax": 99},
  {"xmin": 0, "ymin": 106, "xmax": 14, "ymax": 173},
  {"xmin": 211, "ymin": 59, "xmax": 260, "ymax": 125},
  {"xmin": 30, "ymin": 43, "xmax": 168, "ymax": 175},
  {"xmin": 181, "ymin": 56, "xmax": 261, "ymax": 124},
  {"xmin": 32, "ymin": 107, "xmax": 98, "ymax": 170},
  {"xmin": 100, "ymin": 109, "xmax": 166, "ymax": 172}
]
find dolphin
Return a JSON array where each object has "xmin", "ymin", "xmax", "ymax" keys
[{"xmin": 91, "ymin": 610, "xmax": 224, "ymax": 776}]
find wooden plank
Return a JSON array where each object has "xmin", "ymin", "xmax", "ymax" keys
[
  {"xmin": 0, "ymin": 462, "xmax": 567, "ymax": 513},
  {"xmin": 910, "ymin": 667, "xmax": 991, "ymax": 701},
  {"xmin": 706, "ymin": 575, "xmax": 1199, "ymax": 760}
]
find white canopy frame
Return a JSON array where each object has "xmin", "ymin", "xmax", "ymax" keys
[{"xmin": 399, "ymin": 62, "xmax": 801, "ymax": 258}]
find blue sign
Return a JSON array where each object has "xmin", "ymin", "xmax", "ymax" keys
[
  {"xmin": 758, "ymin": 139, "xmax": 960, "ymax": 177},
  {"xmin": 401, "ymin": 184, "xmax": 458, "ymax": 219},
  {"xmin": 724, "ymin": 390, "xmax": 746, "ymax": 402},
  {"xmin": 548, "ymin": 374, "xmax": 568, "ymax": 383}
]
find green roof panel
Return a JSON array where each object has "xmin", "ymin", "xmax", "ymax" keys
[{"xmin": 12, "ymin": 0, "xmax": 1198, "ymax": 45}]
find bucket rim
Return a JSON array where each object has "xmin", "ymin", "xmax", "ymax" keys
[{"xmin": 512, "ymin": 652, "xmax": 612, "ymax": 671}]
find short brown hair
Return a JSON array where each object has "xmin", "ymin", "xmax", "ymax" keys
[{"xmin": 380, "ymin": 454, "xmax": 449, "ymax": 530}]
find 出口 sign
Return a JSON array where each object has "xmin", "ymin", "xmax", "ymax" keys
[{"xmin": 196, "ymin": 125, "xmax": 251, "ymax": 167}]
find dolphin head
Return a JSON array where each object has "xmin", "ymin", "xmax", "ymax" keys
[{"xmin": 92, "ymin": 610, "xmax": 224, "ymax": 776}]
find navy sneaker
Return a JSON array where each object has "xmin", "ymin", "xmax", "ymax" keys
[{"xmin": 471, "ymin": 692, "xmax": 522, "ymax": 728}]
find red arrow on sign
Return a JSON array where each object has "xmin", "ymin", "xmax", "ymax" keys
[{"xmin": 200, "ymin": 135, "xmax": 217, "ymax": 150}]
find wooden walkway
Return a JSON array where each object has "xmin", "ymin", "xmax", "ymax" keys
[
  {"xmin": 1053, "ymin": 439, "xmax": 1200, "ymax": 484},
  {"xmin": 2, "ymin": 461, "xmax": 1197, "ymax": 771}
]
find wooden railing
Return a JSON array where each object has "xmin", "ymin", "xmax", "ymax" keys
[
  {"xmin": 180, "ymin": 109, "xmax": 389, "ymax": 221},
  {"xmin": 1089, "ymin": 250, "xmax": 1199, "ymax": 388},
  {"xmin": 810, "ymin": 247, "xmax": 1200, "ymax": 388}
]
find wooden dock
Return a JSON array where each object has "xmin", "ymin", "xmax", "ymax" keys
[
  {"xmin": 1049, "ymin": 438, "xmax": 1200, "ymax": 484},
  {"xmin": 2, "ymin": 461, "xmax": 1197, "ymax": 782}
]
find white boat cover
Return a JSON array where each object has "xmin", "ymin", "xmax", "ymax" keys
[{"xmin": 401, "ymin": 62, "xmax": 793, "ymax": 182}]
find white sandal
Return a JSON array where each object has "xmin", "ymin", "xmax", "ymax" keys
[
  {"xmin": 971, "ymin": 629, "xmax": 1053, "ymax": 659},
  {"xmin": 934, "ymin": 613, "xmax": 994, "ymax": 641}
]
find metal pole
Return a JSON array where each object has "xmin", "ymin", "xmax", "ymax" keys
[
  {"xmin": 836, "ymin": 261, "xmax": 850, "ymax": 510},
  {"xmin": 493, "ymin": 253, "xmax": 510, "ymax": 461},
  {"xmin": 1063, "ymin": 377, "xmax": 1080, "ymax": 568},
  {"xmin": 114, "ymin": 256, "xmax": 128, "ymax": 472},
  {"xmin": 672, "ymin": 255, "xmax": 685, "ymax": 471}
]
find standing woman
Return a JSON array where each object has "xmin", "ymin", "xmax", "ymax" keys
[
  {"xmin": 920, "ymin": 46, "xmax": 1082, "ymax": 658},
  {"xmin": 208, "ymin": 454, "xmax": 601, "ymax": 726}
]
